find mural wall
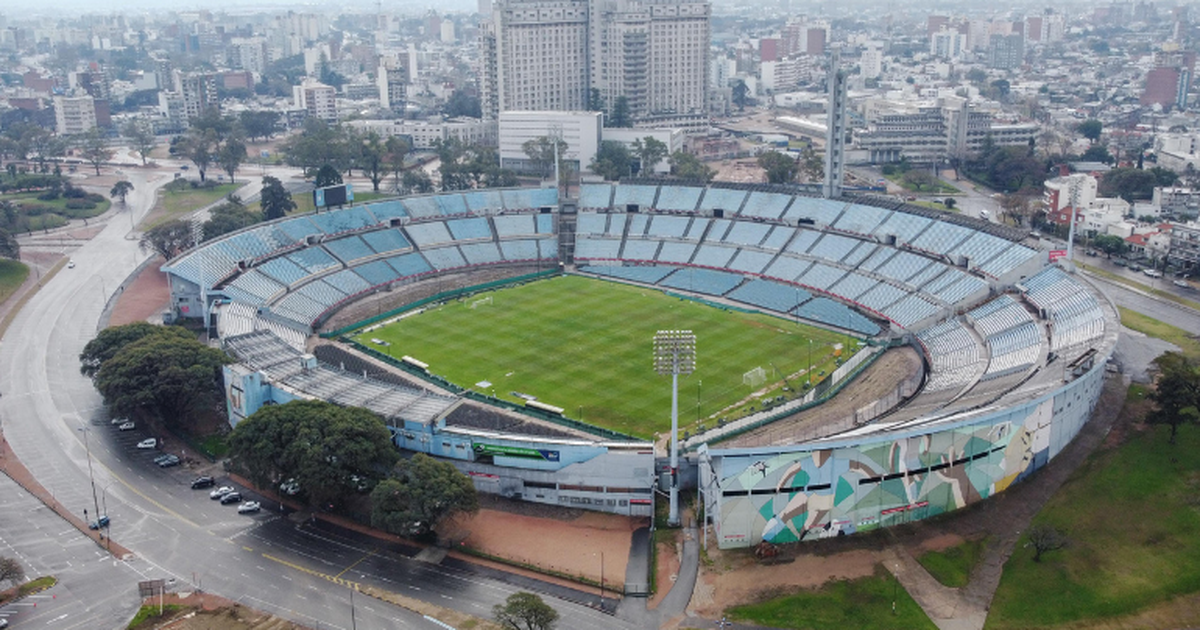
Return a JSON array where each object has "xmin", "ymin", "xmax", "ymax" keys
[{"xmin": 701, "ymin": 354, "xmax": 1107, "ymax": 548}]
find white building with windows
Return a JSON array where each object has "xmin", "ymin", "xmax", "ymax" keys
[
  {"xmin": 498, "ymin": 110, "xmax": 602, "ymax": 173},
  {"xmin": 53, "ymin": 95, "xmax": 96, "ymax": 136},
  {"xmin": 294, "ymin": 79, "xmax": 338, "ymax": 123}
]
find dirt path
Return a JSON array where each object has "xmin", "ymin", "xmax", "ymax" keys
[{"xmin": 107, "ymin": 255, "xmax": 170, "ymax": 327}]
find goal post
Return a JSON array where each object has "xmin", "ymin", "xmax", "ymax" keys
[
  {"xmin": 470, "ymin": 296, "xmax": 493, "ymax": 309},
  {"xmin": 743, "ymin": 366, "xmax": 766, "ymax": 388}
]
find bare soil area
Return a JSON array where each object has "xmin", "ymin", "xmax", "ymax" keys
[
  {"xmin": 109, "ymin": 255, "xmax": 170, "ymax": 326},
  {"xmin": 137, "ymin": 593, "xmax": 311, "ymax": 630}
]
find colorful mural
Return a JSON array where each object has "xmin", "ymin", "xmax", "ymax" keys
[{"xmin": 703, "ymin": 359, "xmax": 1106, "ymax": 548}]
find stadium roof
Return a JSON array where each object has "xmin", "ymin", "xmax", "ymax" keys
[{"xmin": 224, "ymin": 330, "xmax": 460, "ymax": 425}]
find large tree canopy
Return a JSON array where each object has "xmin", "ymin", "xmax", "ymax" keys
[
  {"xmin": 138, "ymin": 219, "xmax": 195, "ymax": 260},
  {"xmin": 80, "ymin": 322, "xmax": 195, "ymax": 379},
  {"xmin": 493, "ymin": 592, "xmax": 559, "ymax": 630},
  {"xmin": 370, "ymin": 453, "xmax": 479, "ymax": 538},
  {"xmin": 1148, "ymin": 352, "xmax": 1200, "ymax": 444},
  {"xmin": 590, "ymin": 141, "xmax": 632, "ymax": 182},
  {"xmin": 260, "ymin": 175, "xmax": 296, "ymax": 220},
  {"xmin": 229, "ymin": 400, "xmax": 399, "ymax": 507},
  {"xmin": 201, "ymin": 198, "xmax": 261, "ymax": 241},
  {"xmin": 668, "ymin": 151, "xmax": 715, "ymax": 182},
  {"xmin": 93, "ymin": 332, "xmax": 230, "ymax": 428},
  {"xmin": 758, "ymin": 150, "xmax": 798, "ymax": 184}
]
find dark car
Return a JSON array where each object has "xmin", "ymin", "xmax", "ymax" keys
[
  {"xmin": 191, "ymin": 476, "xmax": 216, "ymax": 489},
  {"xmin": 88, "ymin": 515, "xmax": 110, "ymax": 530},
  {"xmin": 157, "ymin": 454, "xmax": 181, "ymax": 468},
  {"xmin": 220, "ymin": 492, "xmax": 243, "ymax": 505}
]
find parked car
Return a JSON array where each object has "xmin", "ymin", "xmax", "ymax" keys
[
  {"xmin": 1175, "ymin": 279, "xmax": 1191, "ymax": 288},
  {"xmin": 110, "ymin": 417, "xmax": 127, "ymax": 425},
  {"xmin": 279, "ymin": 478, "xmax": 301, "ymax": 496},
  {"xmin": 153, "ymin": 454, "xmax": 174, "ymax": 465},
  {"xmin": 209, "ymin": 486, "xmax": 235, "ymax": 500},
  {"xmin": 157, "ymin": 454, "xmax": 181, "ymax": 468},
  {"xmin": 220, "ymin": 492, "xmax": 243, "ymax": 505},
  {"xmin": 137, "ymin": 438, "xmax": 157, "ymax": 449},
  {"xmin": 237, "ymin": 501, "xmax": 261, "ymax": 514},
  {"xmin": 191, "ymin": 476, "xmax": 216, "ymax": 489},
  {"xmin": 118, "ymin": 422, "xmax": 135, "ymax": 431},
  {"xmin": 88, "ymin": 515, "xmax": 110, "ymax": 530},
  {"xmin": 1113, "ymin": 259, "xmax": 1127, "ymax": 267}
]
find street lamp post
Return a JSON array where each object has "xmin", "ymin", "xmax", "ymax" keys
[
  {"xmin": 654, "ymin": 330, "xmax": 696, "ymax": 528},
  {"xmin": 80, "ymin": 423, "xmax": 102, "ymax": 535}
]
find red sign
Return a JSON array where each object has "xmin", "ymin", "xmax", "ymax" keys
[
  {"xmin": 880, "ymin": 501, "xmax": 929, "ymax": 516},
  {"xmin": 1049, "ymin": 249, "xmax": 1067, "ymax": 261}
]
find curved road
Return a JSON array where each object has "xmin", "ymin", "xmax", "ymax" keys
[{"xmin": 0, "ymin": 167, "xmax": 632, "ymax": 630}]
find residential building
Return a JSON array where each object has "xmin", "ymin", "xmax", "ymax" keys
[
  {"xmin": 1154, "ymin": 187, "xmax": 1200, "ymax": 218},
  {"xmin": 229, "ymin": 38, "xmax": 267, "ymax": 76},
  {"xmin": 377, "ymin": 58, "xmax": 408, "ymax": 111},
  {"xmin": 346, "ymin": 118, "xmax": 496, "ymax": 149},
  {"xmin": 989, "ymin": 34, "xmax": 1024, "ymax": 70},
  {"xmin": 174, "ymin": 71, "xmax": 219, "ymax": 120},
  {"xmin": 929, "ymin": 27, "xmax": 967, "ymax": 60},
  {"xmin": 294, "ymin": 79, "xmax": 338, "ymax": 123},
  {"xmin": 497, "ymin": 110, "xmax": 602, "ymax": 173},
  {"xmin": 854, "ymin": 97, "xmax": 1038, "ymax": 164},
  {"xmin": 157, "ymin": 91, "xmax": 187, "ymax": 132},
  {"xmin": 760, "ymin": 56, "xmax": 814, "ymax": 93},
  {"xmin": 860, "ymin": 41, "xmax": 883, "ymax": 80},
  {"xmin": 1044, "ymin": 174, "xmax": 1099, "ymax": 213},
  {"xmin": 53, "ymin": 95, "xmax": 96, "ymax": 135},
  {"xmin": 1167, "ymin": 221, "xmax": 1200, "ymax": 269},
  {"xmin": 480, "ymin": 0, "xmax": 590, "ymax": 118}
]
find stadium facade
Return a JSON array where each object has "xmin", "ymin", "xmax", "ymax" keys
[{"xmin": 162, "ymin": 182, "xmax": 1117, "ymax": 549}]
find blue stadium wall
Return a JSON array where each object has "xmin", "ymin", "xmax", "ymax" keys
[{"xmin": 699, "ymin": 349, "xmax": 1110, "ymax": 549}]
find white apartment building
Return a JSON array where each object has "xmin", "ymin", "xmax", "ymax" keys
[
  {"xmin": 347, "ymin": 118, "xmax": 496, "ymax": 149},
  {"xmin": 1044, "ymin": 173, "xmax": 1099, "ymax": 212},
  {"xmin": 229, "ymin": 38, "xmax": 267, "ymax": 76},
  {"xmin": 481, "ymin": 0, "xmax": 710, "ymax": 126},
  {"xmin": 860, "ymin": 42, "xmax": 883, "ymax": 80},
  {"xmin": 497, "ymin": 110, "xmax": 602, "ymax": 173},
  {"xmin": 294, "ymin": 80, "xmax": 338, "ymax": 123},
  {"xmin": 53, "ymin": 96, "xmax": 97, "ymax": 136},
  {"xmin": 929, "ymin": 28, "xmax": 967, "ymax": 60}
]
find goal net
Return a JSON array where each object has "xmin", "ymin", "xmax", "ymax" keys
[
  {"xmin": 470, "ymin": 296, "xmax": 493, "ymax": 309},
  {"xmin": 743, "ymin": 366, "xmax": 766, "ymax": 388}
]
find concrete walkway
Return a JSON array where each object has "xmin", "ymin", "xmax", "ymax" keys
[{"xmin": 617, "ymin": 516, "xmax": 701, "ymax": 629}]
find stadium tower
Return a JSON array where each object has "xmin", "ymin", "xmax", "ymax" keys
[{"xmin": 822, "ymin": 47, "xmax": 848, "ymax": 199}]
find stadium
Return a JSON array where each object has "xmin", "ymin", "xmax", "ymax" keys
[{"xmin": 161, "ymin": 181, "xmax": 1118, "ymax": 552}]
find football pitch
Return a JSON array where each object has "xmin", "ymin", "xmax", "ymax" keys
[{"xmin": 355, "ymin": 275, "xmax": 851, "ymax": 439}]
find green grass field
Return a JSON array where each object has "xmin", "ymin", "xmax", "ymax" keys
[
  {"xmin": 985, "ymin": 419, "xmax": 1200, "ymax": 629},
  {"xmin": 357, "ymin": 275, "xmax": 849, "ymax": 438},
  {"xmin": 0, "ymin": 258, "xmax": 29, "ymax": 305},
  {"xmin": 727, "ymin": 566, "xmax": 936, "ymax": 630},
  {"xmin": 917, "ymin": 537, "xmax": 989, "ymax": 588}
]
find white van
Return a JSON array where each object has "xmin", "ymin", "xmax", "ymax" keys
[
  {"xmin": 1143, "ymin": 269, "xmax": 1163, "ymax": 278},
  {"xmin": 980, "ymin": 209, "xmax": 990, "ymax": 219}
]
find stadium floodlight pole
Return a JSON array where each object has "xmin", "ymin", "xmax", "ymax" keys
[{"xmin": 654, "ymin": 330, "xmax": 696, "ymax": 528}]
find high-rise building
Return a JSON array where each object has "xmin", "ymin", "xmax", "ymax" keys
[
  {"xmin": 989, "ymin": 33, "xmax": 1024, "ymax": 70},
  {"xmin": 53, "ymin": 95, "xmax": 96, "ymax": 135},
  {"xmin": 860, "ymin": 41, "xmax": 883, "ymax": 79},
  {"xmin": 174, "ymin": 71, "xmax": 219, "ymax": 120},
  {"xmin": 294, "ymin": 79, "xmax": 338, "ymax": 122},
  {"xmin": 481, "ymin": 0, "xmax": 710, "ymax": 125},
  {"xmin": 929, "ymin": 28, "xmax": 967, "ymax": 60},
  {"xmin": 377, "ymin": 57, "xmax": 408, "ymax": 111}
]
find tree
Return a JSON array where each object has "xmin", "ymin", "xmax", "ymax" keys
[
  {"xmin": 314, "ymin": 164, "xmax": 343, "ymax": 188},
  {"xmin": 799, "ymin": 146, "xmax": 824, "ymax": 183},
  {"xmin": 493, "ymin": 592, "xmax": 559, "ymax": 630},
  {"xmin": 608, "ymin": 96, "xmax": 632, "ymax": 128},
  {"xmin": 238, "ymin": 110, "xmax": 281, "ymax": 142},
  {"xmin": 669, "ymin": 151, "xmax": 715, "ymax": 182},
  {"xmin": 1148, "ymin": 352, "xmax": 1200, "ymax": 444},
  {"xmin": 590, "ymin": 141, "xmax": 632, "ymax": 181},
  {"xmin": 966, "ymin": 68, "xmax": 988, "ymax": 83},
  {"xmin": 1099, "ymin": 167, "xmax": 1158, "ymax": 202},
  {"xmin": 401, "ymin": 169, "xmax": 434, "ymax": 195},
  {"xmin": 178, "ymin": 128, "xmax": 218, "ymax": 182},
  {"xmin": 944, "ymin": 197, "xmax": 957, "ymax": 209},
  {"xmin": 758, "ymin": 150, "xmax": 799, "ymax": 184},
  {"xmin": 216, "ymin": 137, "xmax": 248, "ymax": 183},
  {"xmin": 1080, "ymin": 144, "xmax": 1113, "ymax": 164},
  {"xmin": 94, "ymin": 332, "xmax": 231, "ymax": 429},
  {"xmin": 229, "ymin": 400, "xmax": 400, "ymax": 507},
  {"xmin": 443, "ymin": 90, "xmax": 482, "ymax": 118},
  {"xmin": 359, "ymin": 132, "xmax": 387, "ymax": 192},
  {"xmin": 0, "ymin": 228, "xmax": 19, "ymax": 260},
  {"xmin": 632, "ymin": 136, "xmax": 668, "ymax": 176},
  {"xmin": 201, "ymin": 199, "xmax": 261, "ymax": 241},
  {"xmin": 110, "ymin": 180, "xmax": 133, "ymax": 205},
  {"xmin": 732, "ymin": 79, "xmax": 749, "ymax": 111},
  {"xmin": 79, "ymin": 127, "xmax": 114, "ymax": 176},
  {"xmin": 121, "ymin": 120, "xmax": 157, "ymax": 166},
  {"xmin": 0, "ymin": 557, "xmax": 24, "ymax": 589},
  {"xmin": 998, "ymin": 193, "xmax": 1035, "ymax": 227},
  {"xmin": 522, "ymin": 136, "xmax": 568, "ymax": 179},
  {"xmin": 385, "ymin": 137, "xmax": 410, "ymax": 192},
  {"xmin": 1091, "ymin": 233, "xmax": 1129, "ymax": 258},
  {"xmin": 138, "ymin": 219, "xmax": 195, "ymax": 260},
  {"xmin": 1076, "ymin": 119, "xmax": 1103, "ymax": 144},
  {"xmin": 371, "ymin": 453, "xmax": 479, "ymax": 538},
  {"xmin": 1149, "ymin": 166, "xmax": 1179, "ymax": 188},
  {"xmin": 902, "ymin": 169, "xmax": 937, "ymax": 192},
  {"xmin": 260, "ymin": 176, "xmax": 296, "ymax": 220},
  {"xmin": 79, "ymin": 322, "xmax": 194, "ymax": 379},
  {"xmin": 587, "ymin": 88, "xmax": 605, "ymax": 113},
  {"xmin": 1025, "ymin": 524, "xmax": 1069, "ymax": 562}
]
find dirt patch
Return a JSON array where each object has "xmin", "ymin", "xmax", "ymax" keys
[
  {"xmin": 916, "ymin": 532, "xmax": 967, "ymax": 554},
  {"xmin": 138, "ymin": 593, "xmax": 311, "ymax": 630},
  {"xmin": 447, "ymin": 497, "xmax": 642, "ymax": 590},
  {"xmin": 648, "ymin": 536, "xmax": 681, "ymax": 610},
  {"xmin": 109, "ymin": 255, "xmax": 170, "ymax": 327}
]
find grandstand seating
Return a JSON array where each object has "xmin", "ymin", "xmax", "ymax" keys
[
  {"xmin": 831, "ymin": 204, "xmax": 891, "ymax": 237},
  {"xmin": 727, "ymin": 249, "xmax": 774, "ymax": 275},
  {"xmin": 655, "ymin": 186, "xmax": 703, "ymax": 212},
  {"xmin": 794, "ymin": 298, "xmax": 880, "ymax": 335},
  {"xmin": 786, "ymin": 229, "xmax": 822, "ymax": 255},
  {"xmin": 366, "ymin": 200, "xmax": 408, "ymax": 222},
  {"xmin": 493, "ymin": 214, "xmax": 537, "ymax": 238},
  {"xmin": 783, "ymin": 197, "xmax": 845, "ymax": 226},
  {"xmin": 537, "ymin": 238, "xmax": 558, "ymax": 259},
  {"xmin": 287, "ymin": 247, "xmax": 341, "ymax": 275},
  {"xmin": 257, "ymin": 257, "xmax": 309, "ymax": 286},
  {"xmin": 536, "ymin": 214, "xmax": 554, "ymax": 234},
  {"xmin": 355, "ymin": 260, "xmax": 402, "ymax": 287},
  {"xmin": 798, "ymin": 263, "xmax": 846, "ymax": 291},
  {"xmin": 405, "ymin": 221, "xmax": 455, "ymax": 247},
  {"xmin": 277, "ymin": 217, "xmax": 323, "ymax": 242},
  {"xmin": 386, "ymin": 253, "xmax": 433, "ymax": 278},
  {"xmin": 273, "ymin": 291, "xmax": 327, "ymax": 324},
  {"xmin": 808, "ymin": 234, "xmax": 858, "ymax": 264},
  {"xmin": 622, "ymin": 238, "xmax": 661, "ymax": 262},
  {"xmin": 324, "ymin": 269, "xmax": 372, "ymax": 296},
  {"xmin": 421, "ymin": 246, "xmax": 467, "ymax": 270},
  {"xmin": 464, "ymin": 190, "xmax": 505, "ymax": 213},
  {"xmin": 856, "ymin": 282, "xmax": 908, "ymax": 313},
  {"xmin": 576, "ymin": 212, "xmax": 607, "ymax": 235},
  {"xmin": 324, "ymin": 236, "xmax": 377, "ymax": 264},
  {"xmin": 296, "ymin": 279, "xmax": 347, "ymax": 307},
  {"xmin": 692, "ymin": 244, "xmax": 739, "ymax": 269},
  {"xmin": 308, "ymin": 207, "xmax": 379, "ymax": 235},
  {"xmin": 460, "ymin": 242, "xmax": 504, "ymax": 266},
  {"xmin": 976, "ymin": 244, "xmax": 1037, "ymax": 278},
  {"xmin": 763, "ymin": 255, "xmax": 811, "ymax": 283},
  {"xmin": 582, "ymin": 265, "xmax": 676, "ymax": 285},
  {"xmin": 224, "ymin": 230, "xmax": 276, "ymax": 260},
  {"xmin": 984, "ymin": 321, "xmax": 1042, "ymax": 378},
  {"xmin": 722, "ymin": 221, "xmax": 771, "ymax": 247},
  {"xmin": 761, "ymin": 225, "xmax": 793, "ymax": 250},
  {"xmin": 828, "ymin": 272, "xmax": 879, "ymax": 302},
  {"xmin": 841, "ymin": 243, "xmax": 877, "ymax": 267},
  {"xmin": 361, "ymin": 229, "xmax": 411, "ymax": 255},
  {"xmin": 446, "ymin": 217, "xmax": 493, "ymax": 241},
  {"xmin": 883, "ymin": 294, "xmax": 940, "ymax": 328},
  {"xmin": 697, "ymin": 188, "xmax": 747, "ymax": 213},
  {"xmin": 873, "ymin": 211, "xmax": 932, "ymax": 243},
  {"xmin": 400, "ymin": 195, "xmax": 443, "ymax": 219},
  {"xmin": 225, "ymin": 270, "xmax": 285, "ymax": 303},
  {"xmin": 917, "ymin": 319, "xmax": 983, "ymax": 392},
  {"xmin": 910, "ymin": 221, "xmax": 973, "ymax": 256},
  {"xmin": 502, "ymin": 188, "xmax": 558, "ymax": 210},
  {"xmin": 436, "ymin": 194, "xmax": 469, "ymax": 216},
  {"xmin": 627, "ymin": 213, "xmax": 649, "ymax": 237},
  {"xmin": 740, "ymin": 192, "xmax": 792, "ymax": 220},
  {"xmin": 657, "ymin": 241, "xmax": 698, "ymax": 264},
  {"xmin": 727, "ymin": 279, "xmax": 812, "ymax": 314},
  {"xmin": 660, "ymin": 267, "xmax": 744, "ymax": 296},
  {"xmin": 575, "ymin": 237, "xmax": 622, "ymax": 260},
  {"xmin": 499, "ymin": 239, "xmax": 540, "ymax": 261},
  {"xmin": 647, "ymin": 215, "xmax": 691, "ymax": 239},
  {"xmin": 606, "ymin": 214, "xmax": 628, "ymax": 236},
  {"xmin": 613, "ymin": 185, "xmax": 658, "ymax": 209}
]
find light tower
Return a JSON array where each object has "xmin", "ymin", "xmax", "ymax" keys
[
  {"xmin": 654, "ymin": 330, "xmax": 696, "ymax": 528},
  {"xmin": 823, "ymin": 46, "xmax": 848, "ymax": 199}
]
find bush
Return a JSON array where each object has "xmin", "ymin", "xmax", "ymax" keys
[
  {"xmin": 163, "ymin": 179, "xmax": 191, "ymax": 192},
  {"xmin": 17, "ymin": 203, "xmax": 52, "ymax": 216},
  {"xmin": 36, "ymin": 191, "xmax": 60, "ymax": 201},
  {"xmin": 64, "ymin": 199, "xmax": 97, "ymax": 211},
  {"xmin": 86, "ymin": 192, "xmax": 105, "ymax": 203},
  {"xmin": 62, "ymin": 184, "xmax": 87, "ymax": 199}
]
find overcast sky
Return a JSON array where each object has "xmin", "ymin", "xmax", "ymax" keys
[{"xmin": 3, "ymin": 0, "xmax": 481, "ymax": 18}]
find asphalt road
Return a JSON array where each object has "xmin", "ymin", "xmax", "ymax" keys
[{"xmin": 0, "ymin": 163, "xmax": 636, "ymax": 630}]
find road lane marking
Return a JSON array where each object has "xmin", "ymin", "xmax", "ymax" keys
[
  {"xmin": 334, "ymin": 548, "xmax": 377, "ymax": 579},
  {"xmin": 261, "ymin": 552, "xmax": 361, "ymax": 590}
]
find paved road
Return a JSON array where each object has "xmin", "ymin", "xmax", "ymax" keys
[{"xmin": 0, "ymin": 165, "xmax": 640, "ymax": 630}]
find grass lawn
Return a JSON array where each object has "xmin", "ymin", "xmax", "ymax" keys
[
  {"xmin": 1117, "ymin": 306, "xmax": 1200, "ymax": 361},
  {"xmin": 1, "ymin": 191, "xmax": 111, "ymax": 233},
  {"xmin": 142, "ymin": 183, "xmax": 239, "ymax": 229},
  {"xmin": 727, "ymin": 566, "xmax": 936, "ymax": 630},
  {"xmin": 985, "ymin": 416, "xmax": 1200, "ymax": 629},
  {"xmin": 0, "ymin": 258, "xmax": 29, "ymax": 304},
  {"xmin": 884, "ymin": 172, "xmax": 959, "ymax": 194},
  {"xmin": 917, "ymin": 537, "xmax": 989, "ymax": 588},
  {"xmin": 1080, "ymin": 262, "xmax": 1200, "ymax": 312},
  {"xmin": 907, "ymin": 200, "xmax": 959, "ymax": 212},
  {"xmin": 357, "ymin": 275, "xmax": 848, "ymax": 438}
]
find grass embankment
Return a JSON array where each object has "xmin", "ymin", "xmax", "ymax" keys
[
  {"xmin": 1080, "ymin": 262, "xmax": 1200, "ymax": 311},
  {"xmin": 1118, "ymin": 306, "xmax": 1200, "ymax": 361},
  {"xmin": 1, "ymin": 190, "xmax": 111, "ymax": 231},
  {"xmin": 884, "ymin": 172, "xmax": 959, "ymax": 195},
  {"xmin": 358, "ymin": 275, "xmax": 847, "ymax": 439},
  {"xmin": 987, "ymin": 413, "xmax": 1200, "ymax": 629},
  {"xmin": 142, "ymin": 183, "xmax": 239, "ymax": 229},
  {"xmin": 127, "ymin": 604, "xmax": 185, "ymax": 629},
  {"xmin": 0, "ymin": 258, "xmax": 30, "ymax": 304},
  {"xmin": 727, "ymin": 566, "xmax": 936, "ymax": 630},
  {"xmin": 917, "ymin": 537, "xmax": 989, "ymax": 588}
]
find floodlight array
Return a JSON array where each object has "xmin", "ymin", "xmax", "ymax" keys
[{"xmin": 653, "ymin": 330, "xmax": 697, "ymax": 376}]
